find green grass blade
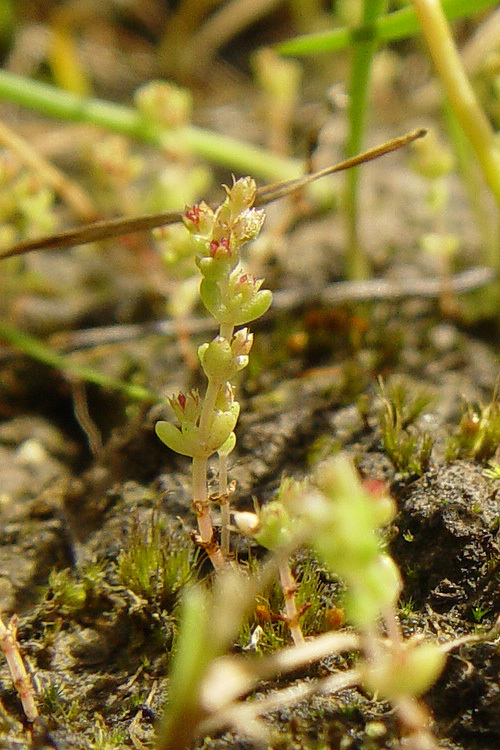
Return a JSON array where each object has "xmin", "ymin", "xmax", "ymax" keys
[
  {"xmin": 0, "ymin": 70, "xmax": 303, "ymax": 183},
  {"xmin": 276, "ymin": 0, "xmax": 497, "ymax": 56},
  {"xmin": 0, "ymin": 321, "xmax": 159, "ymax": 402},
  {"xmin": 344, "ymin": 0, "xmax": 388, "ymax": 280}
]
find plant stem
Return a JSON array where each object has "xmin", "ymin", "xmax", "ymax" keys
[
  {"xmin": 0, "ymin": 70, "xmax": 303, "ymax": 183},
  {"xmin": 218, "ymin": 454, "xmax": 231, "ymax": 559},
  {"xmin": 276, "ymin": 0, "xmax": 497, "ymax": 56},
  {"xmin": 193, "ymin": 321, "xmax": 235, "ymax": 569},
  {"xmin": 192, "ymin": 455, "xmax": 225, "ymax": 570},
  {"xmin": 442, "ymin": 100, "xmax": 499, "ymax": 266},
  {"xmin": 278, "ymin": 557, "xmax": 305, "ymax": 646},
  {"xmin": 344, "ymin": 0, "xmax": 388, "ymax": 280},
  {"xmin": 412, "ymin": 0, "xmax": 500, "ymax": 249},
  {"xmin": 216, "ymin": 322, "xmax": 235, "ymax": 557}
]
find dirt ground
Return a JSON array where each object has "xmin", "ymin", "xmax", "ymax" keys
[{"xmin": 1, "ymin": 6, "xmax": 500, "ymax": 750}]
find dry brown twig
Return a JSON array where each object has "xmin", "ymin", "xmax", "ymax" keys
[
  {"xmin": 0, "ymin": 614, "xmax": 38, "ymax": 723},
  {"xmin": 0, "ymin": 128, "xmax": 426, "ymax": 260}
]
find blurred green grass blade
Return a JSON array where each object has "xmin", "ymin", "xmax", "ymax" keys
[
  {"xmin": 0, "ymin": 70, "xmax": 303, "ymax": 183},
  {"xmin": 344, "ymin": 0, "xmax": 388, "ymax": 280},
  {"xmin": 0, "ymin": 321, "xmax": 159, "ymax": 402},
  {"xmin": 276, "ymin": 0, "xmax": 497, "ymax": 56}
]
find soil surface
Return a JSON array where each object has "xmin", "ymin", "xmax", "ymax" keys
[{"xmin": 1, "ymin": 10, "xmax": 500, "ymax": 750}]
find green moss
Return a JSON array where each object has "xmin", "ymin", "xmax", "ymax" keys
[
  {"xmin": 378, "ymin": 378, "xmax": 434, "ymax": 476},
  {"xmin": 46, "ymin": 569, "xmax": 88, "ymax": 613},
  {"xmin": 40, "ymin": 682, "xmax": 82, "ymax": 723},
  {"xmin": 446, "ymin": 398, "xmax": 500, "ymax": 463},
  {"xmin": 238, "ymin": 553, "xmax": 340, "ymax": 650},
  {"xmin": 118, "ymin": 522, "xmax": 195, "ymax": 607}
]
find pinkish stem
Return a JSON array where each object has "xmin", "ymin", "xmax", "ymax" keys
[
  {"xmin": 192, "ymin": 455, "xmax": 225, "ymax": 570},
  {"xmin": 278, "ymin": 558, "xmax": 305, "ymax": 646}
]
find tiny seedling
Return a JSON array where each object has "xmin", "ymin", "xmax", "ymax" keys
[
  {"xmin": 378, "ymin": 378, "xmax": 434, "ymax": 476},
  {"xmin": 446, "ymin": 395, "xmax": 500, "ymax": 463},
  {"xmin": 471, "ymin": 605, "xmax": 490, "ymax": 624}
]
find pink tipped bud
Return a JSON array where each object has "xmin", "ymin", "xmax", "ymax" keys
[
  {"xmin": 168, "ymin": 389, "xmax": 200, "ymax": 423},
  {"xmin": 183, "ymin": 201, "xmax": 214, "ymax": 235},
  {"xmin": 233, "ymin": 511, "xmax": 261, "ymax": 536},
  {"xmin": 362, "ymin": 478, "xmax": 388, "ymax": 497},
  {"xmin": 209, "ymin": 237, "xmax": 231, "ymax": 259}
]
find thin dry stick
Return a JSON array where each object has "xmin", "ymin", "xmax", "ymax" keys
[
  {"xmin": 70, "ymin": 379, "xmax": 103, "ymax": 456},
  {"xmin": 35, "ymin": 265, "xmax": 494, "ymax": 354},
  {"xmin": 0, "ymin": 118, "xmax": 96, "ymax": 221},
  {"xmin": 0, "ymin": 614, "xmax": 38, "ymax": 722},
  {"xmin": 255, "ymin": 128, "xmax": 427, "ymax": 204},
  {"xmin": 0, "ymin": 129, "xmax": 427, "ymax": 260},
  {"xmin": 199, "ymin": 667, "xmax": 362, "ymax": 740}
]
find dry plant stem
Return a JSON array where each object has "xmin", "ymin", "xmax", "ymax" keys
[
  {"xmin": 412, "ymin": 0, "xmax": 500, "ymax": 243},
  {"xmin": 383, "ymin": 604, "xmax": 403, "ymax": 646},
  {"xmin": 199, "ymin": 667, "xmax": 362, "ymax": 739},
  {"xmin": 258, "ymin": 629, "xmax": 360, "ymax": 676},
  {"xmin": 0, "ymin": 129, "xmax": 426, "ymax": 260},
  {"xmin": 0, "ymin": 614, "xmax": 38, "ymax": 722},
  {"xmin": 278, "ymin": 557, "xmax": 305, "ymax": 645},
  {"xmin": 393, "ymin": 696, "xmax": 439, "ymax": 750},
  {"xmin": 0, "ymin": 118, "xmax": 95, "ymax": 221}
]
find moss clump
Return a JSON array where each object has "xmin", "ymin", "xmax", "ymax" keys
[
  {"xmin": 378, "ymin": 378, "xmax": 434, "ymax": 476},
  {"xmin": 118, "ymin": 522, "xmax": 195, "ymax": 608},
  {"xmin": 446, "ymin": 398, "xmax": 500, "ymax": 463}
]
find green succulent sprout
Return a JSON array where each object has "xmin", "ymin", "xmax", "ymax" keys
[{"xmin": 156, "ymin": 177, "xmax": 271, "ymax": 569}]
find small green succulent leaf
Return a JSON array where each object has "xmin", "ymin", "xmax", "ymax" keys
[
  {"xmin": 156, "ymin": 421, "xmax": 207, "ymax": 458},
  {"xmin": 217, "ymin": 431, "xmax": 236, "ymax": 457},
  {"xmin": 200, "ymin": 278, "xmax": 225, "ymax": 320},
  {"xmin": 198, "ymin": 336, "xmax": 234, "ymax": 381},
  {"xmin": 364, "ymin": 641, "xmax": 445, "ymax": 700},
  {"xmin": 206, "ymin": 408, "xmax": 239, "ymax": 453},
  {"xmin": 255, "ymin": 501, "xmax": 292, "ymax": 550},
  {"xmin": 232, "ymin": 289, "xmax": 273, "ymax": 325}
]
